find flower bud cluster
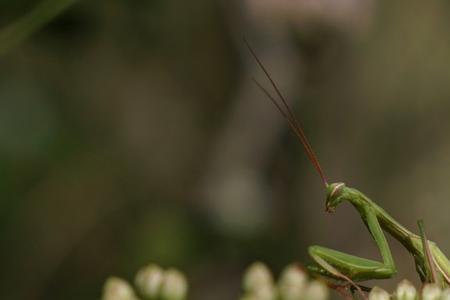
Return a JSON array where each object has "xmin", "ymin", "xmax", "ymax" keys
[
  {"xmin": 101, "ymin": 261, "xmax": 450, "ymax": 300},
  {"xmin": 241, "ymin": 262, "xmax": 328, "ymax": 300},
  {"xmin": 102, "ymin": 264, "xmax": 188, "ymax": 300},
  {"xmin": 241, "ymin": 262, "xmax": 450, "ymax": 300},
  {"xmin": 370, "ymin": 280, "xmax": 450, "ymax": 300}
]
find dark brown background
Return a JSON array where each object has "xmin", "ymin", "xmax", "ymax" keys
[{"xmin": 1, "ymin": 1, "xmax": 450, "ymax": 299}]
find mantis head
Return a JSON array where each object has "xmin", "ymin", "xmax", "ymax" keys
[{"xmin": 326, "ymin": 182, "xmax": 348, "ymax": 213}]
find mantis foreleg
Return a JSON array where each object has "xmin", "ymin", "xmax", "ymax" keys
[{"xmin": 308, "ymin": 207, "xmax": 396, "ymax": 282}]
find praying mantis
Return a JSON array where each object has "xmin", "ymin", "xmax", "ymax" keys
[{"xmin": 244, "ymin": 40, "xmax": 450, "ymax": 293}]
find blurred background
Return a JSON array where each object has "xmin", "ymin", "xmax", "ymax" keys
[{"xmin": 1, "ymin": 0, "xmax": 450, "ymax": 299}]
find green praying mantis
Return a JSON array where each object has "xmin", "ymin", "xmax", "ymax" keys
[{"xmin": 244, "ymin": 40, "xmax": 450, "ymax": 294}]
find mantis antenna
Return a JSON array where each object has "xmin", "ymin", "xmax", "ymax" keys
[{"xmin": 244, "ymin": 39, "xmax": 328, "ymax": 186}]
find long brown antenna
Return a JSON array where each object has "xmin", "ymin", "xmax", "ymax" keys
[{"xmin": 244, "ymin": 38, "xmax": 328, "ymax": 186}]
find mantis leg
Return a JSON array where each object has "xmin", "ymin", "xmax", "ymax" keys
[
  {"xmin": 417, "ymin": 220, "xmax": 450, "ymax": 286},
  {"xmin": 308, "ymin": 208, "xmax": 396, "ymax": 282}
]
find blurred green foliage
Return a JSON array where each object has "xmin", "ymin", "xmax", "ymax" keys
[
  {"xmin": 0, "ymin": 0, "xmax": 76, "ymax": 55},
  {"xmin": 1, "ymin": 1, "xmax": 450, "ymax": 300}
]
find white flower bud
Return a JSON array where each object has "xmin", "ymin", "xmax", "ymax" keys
[
  {"xmin": 243, "ymin": 262, "xmax": 274, "ymax": 293},
  {"xmin": 102, "ymin": 277, "xmax": 137, "ymax": 300},
  {"xmin": 240, "ymin": 295, "xmax": 261, "ymax": 300},
  {"xmin": 278, "ymin": 264, "xmax": 308, "ymax": 300},
  {"xmin": 422, "ymin": 284, "xmax": 442, "ymax": 300},
  {"xmin": 252, "ymin": 285, "xmax": 277, "ymax": 300},
  {"xmin": 135, "ymin": 264, "xmax": 164, "ymax": 299},
  {"xmin": 304, "ymin": 280, "xmax": 329, "ymax": 300},
  {"xmin": 441, "ymin": 288, "xmax": 450, "ymax": 300},
  {"xmin": 395, "ymin": 280, "xmax": 417, "ymax": 300},
  {"xmin": 369, "ymin": 287, "xmax": 390, "ymax": 300},
  {"xmin": 160, "ymin": 268, "xmax": 188, "ymax": 300}
]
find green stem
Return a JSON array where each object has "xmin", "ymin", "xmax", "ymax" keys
[{"xmin": 0, "ymin": 0, "xmax": 77, "ymax": 55}]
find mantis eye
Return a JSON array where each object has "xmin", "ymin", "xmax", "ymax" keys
[
  {"xmin": 329, "ymin": 183, "xmax": 345, "ymax": 198},
  {"xmin": 326, "ymin": 183, "xmax": 346, "ymax": 212}
]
